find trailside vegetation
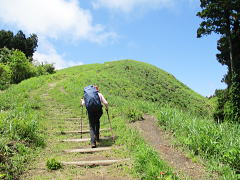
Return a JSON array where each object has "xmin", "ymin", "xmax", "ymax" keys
[
  {"xmin": 0, "ymin": 60, "xmax": 239, "ymax": 179},
  {"xmin": 197, "ymin": 0, "xmax": 240, "ymax": 123},
  {"xmin": 46, "ymin": 158, "xmax": 62, "ymax": 170},
  {"xmin": 0, "ymin": 30, "xmax": 56, "ymax": 90},
  {"xmin": 0, "ymin": 76, "xmax": 48, "ymax": 179},
  {"xmin": 0, "ymin": 48, "xmax": 55, "ymax": 90}
]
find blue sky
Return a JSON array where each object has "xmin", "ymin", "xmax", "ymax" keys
[{"xmin": 0, "ymin": 0, "xmax": 227, "ymax": 96}]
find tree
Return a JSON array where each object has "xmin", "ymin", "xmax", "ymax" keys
[
  {"xmin": 11, "ymin": 30, "xmax": 27, "ymax": 54},
  {"xmin": 0, "ymin": 30, "xmax": 13, "ymax": 48},
  {"xmin": 25, "ymin": 34, "xmax": 38, "ymax": 58},
  {"xmin": 0, "ymin": 30, "xmax": 38, "ymax": 58},
  {"xmin": 197, "ymin": 0, "xmax": 240, "ymax": 122},
  {"xmin": 197, "ymin": 0, "xmax": 240, "ymax": 76}
]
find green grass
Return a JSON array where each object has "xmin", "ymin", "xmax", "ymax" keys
[
  {"xmin": 0, "ymin": 76, "xmax": 50, "ymax": 179},
  {"xmin": 0, "ymin": 59, "xmax": 238, "ymax": 179},
  {"xmin": 154, "ymin": 106, "xmax": 240, "ymax": 179}
]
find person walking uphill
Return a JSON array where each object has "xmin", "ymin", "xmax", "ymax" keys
[{"xmin": 81, "ymin": 85, "xmax": 108, "ymax": 148}]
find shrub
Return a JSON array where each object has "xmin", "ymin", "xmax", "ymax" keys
[
  {"xmin": 8, "ymin": 50, "xmax": 36, "ymax": 83},
  {"xmin": 36, "ymin": 63, "xmax": 56, "ymax": 76},
  {"xmin": 0, "ymin": 63, "xmax": 12, "ymax": 90},
  {"xmin": 46, "ymin": 158, "xmax": 62, "ymax": 170},
  {"xmin": 43, "ymin": 63, "xmax": 55, "ymax": 74},
  {"xmin": 35, "ymin": 65, "xmax": 46, "ymax": 76}
]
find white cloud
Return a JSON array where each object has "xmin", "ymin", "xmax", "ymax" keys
[
  {"xmin": 33, "ymin": 39, "xmax": 83, "ymax": 70},
  {"xmin": 0, "ymin": 0, "xmax": 116, "ymax": 42},
  {"xmin": 0, "ymin": 0, "xmax": 117, "ymax": 69},
  {"xmin": 92, "ymin": 0, "xmax": 174, "ymax": 12},
  {"xmin": 34, "ymin": 51, "xmax": 83, "ymax": 70}
]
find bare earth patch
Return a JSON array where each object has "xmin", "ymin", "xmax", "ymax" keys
[
  {"xmin": 59, "ymin": 86, "xmax": 68, "ymax": 94},
  {"xmin": 48, "ymin": 82, "xmax": 57, "ymax": 88},
  {"xmin": 132, "ymin": 114, "xmax": 214, "ymax": 180}
]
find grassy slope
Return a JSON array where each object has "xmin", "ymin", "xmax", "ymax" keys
[
  {"xmin": 0, "ymin": 76, "xmax": 49, "ymax": 179},
  {"xmin": 58, "ymin": 60, "xmax": 212, "ymax": 116},
  {"xmin": 0, "ymin": 60, "xmax": 238, "ymax": 179}
]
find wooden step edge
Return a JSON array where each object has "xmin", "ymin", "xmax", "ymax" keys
[
  {"xmin": 62, "ymin": 159, "xmax": 130, "ymax": 166},
  {"xmin": 62, "ymin": 138, "xmax": 90, "ymax": 142},
  {"xmin": 65, "ymin": 117, "xmax": 82, "ymax": 120},
  {"xmin": 61, "ymin": 136, "xmax": 113, "ymax": 142},
  {"xmin": 60, "ymin": 125, "xmax": 89, "ymax": 129},
  {"xmin": 64, "ymin": 147, "xmax": 112, "ymax": 153},
  {"xmin": 61, "ymin": 128, "xmax": 110, "ymax": 134},
  {"xmin": 49, "ymin": 118, "xmax": 84, "ymax": 121},
  {"xmin": 64, "ymin": 118, "xmax": 82, "ymax": 121}
]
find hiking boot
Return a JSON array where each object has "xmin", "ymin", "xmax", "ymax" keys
[{"xmin": 91, "ymin": 141, "xmax": 96, "ymax": 148}]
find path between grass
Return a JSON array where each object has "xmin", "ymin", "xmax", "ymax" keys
[
  {"xmin": 20, "ymin": 82, "xmax": 134, "ymax": 180},
  {"xmin": 132, "ymin": 115, "xmax": 217, "ymax": 180},
  {"xmin": 20, "ymin": 80, "xmax": 214, "ymax": 180}
]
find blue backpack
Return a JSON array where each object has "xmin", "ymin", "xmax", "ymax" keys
[{"xmin": 84, "ymin": 85, "xmax": 102, "ymax": 112}]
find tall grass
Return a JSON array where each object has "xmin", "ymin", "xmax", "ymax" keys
[
  {"xmin": 155, "ymin": 106, "xmax": 240, "ymax": 179},
  {"xmin": 0, "ymin": 76, "xmax": 49, "ymax": 179}
]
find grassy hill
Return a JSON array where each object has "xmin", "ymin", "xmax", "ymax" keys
[
  {"xmin": 58, "ymin": 60, "xmax": 212, "ymax": 115},
  {"xmin": 0, "ymin": 60, "xmax": 239, "ymax": 179},
  {"xmin": 103, "ymin": 60, "xmax": 207, "ymax": 110}
]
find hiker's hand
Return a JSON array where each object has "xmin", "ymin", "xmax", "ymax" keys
[
  {"xmin": 80, "ymin": 99, "xmax": 84, "ymax": 106},
  {"xmin": 105, "ymin": 107, "xmax": 108, "ymax": 112}
]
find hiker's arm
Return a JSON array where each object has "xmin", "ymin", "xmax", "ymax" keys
[{"xmin": 99, "ymin": 93, "xmax": 108, "ymax": 110}]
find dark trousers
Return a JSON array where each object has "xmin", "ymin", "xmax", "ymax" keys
[{"xmin": 87, "ymin": 109, "xmax": 103, "ymax": 144}]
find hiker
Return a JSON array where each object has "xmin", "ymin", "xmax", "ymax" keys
[{"xmin": 81, "ymin": 85, "xmax": 108, "ymax": 148}]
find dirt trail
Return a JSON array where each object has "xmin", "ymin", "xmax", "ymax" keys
[{"xmin": 133, "ymin": 115, "xmax": 214, "ymax": 180}]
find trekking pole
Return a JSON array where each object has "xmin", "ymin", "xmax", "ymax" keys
[
  {"xmin": 106, "ymin": 109, "xmax": 114, "ymax": 139},
  {"xmin": 80, "ymin": 105, "xmax": 83, "ymax": 139}
]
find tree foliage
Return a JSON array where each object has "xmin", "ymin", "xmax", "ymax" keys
[
  {"xmin": 0, "ymin": 30, "xmax": 38, "ymax": 58},
  {"xmin": 0, "ymin": 63, "xmax": 12, "ymax": 90},
  {"xmin": 0, "ymin": 47, "xmax": 13, "ymax": 64},
  {"xmin": 0, "ymin": 48, "xmax": 55, "ymax": 88},
  {"xmin": 197, "ymin": 0, "xmax": 240, "ymax": 74},
  {"xmin": 0, "ymin": 28, "xmax": 55, "ymax": 89},
  {"xmin": 0, "ymin": 30, "xmax": 13, "ymax": 48},
  {"xmin": 197, "ymin": 0, "xmax": 240, "ymax": 123},
  {"xmin": 8, "ymin": 50, "xmax": 36, "ymax": 83}
]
